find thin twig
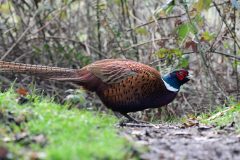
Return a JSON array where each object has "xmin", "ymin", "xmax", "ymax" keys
[
  {"xmin": 96, "ymin": 0, "xmax": 102, "ymax": 54},
  {"xmin": 233, "ymin": 7, "xmax": 239, "ymax": 100},
  {"xmin": 127, "ymin": 1, "xmax": 229, "ymax": 32},
  {"xmin": 207, "ymin": 106, "xmax": 234, "ymax": 121},
  {"xmin": 213, "ymin": 1, "xmax": 240, "ymax": 49},
  {"xmin": 212, "ymin": 51, "xmax": 240, "ymax": 60},
  {"xmin": 183, "ymin": 1, "xmax": 229, "ymax": 100},
  {"xmin": 127, "ymin": 14, "xmax": 185, "ymax": 32},
  {"xmin": 32, "ymin": 6, "xmax": 66, "ymax": 35},
  {"xmin": 181, "ymin": 51, "xmax": 240, "ymax": 60},
  {"xmin": 26, "ymin": 36, "xmax": 108, "ymax": 58},
  {"xmin": 118, "ymin": 38, "xmax": 171, "ymax": 53},
  {"xmin": 1, "ymin": 10, "xmax": 39, "ymax": 60},
  {"xmin": 125, "ymin": 0, "xmax": 139, "ymax": 59},
  {"xmin": 102, "ymin": 16, "xmax": 125, "ymax": 55}
]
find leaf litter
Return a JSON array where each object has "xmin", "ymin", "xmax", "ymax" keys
[{"xmin": 120, "ymin": 122, "xmax": 240, "ymax": 160}]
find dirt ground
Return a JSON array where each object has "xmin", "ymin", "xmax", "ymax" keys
[{"xmin": 121, "ymin": 123, "xmax": 240, "ymax": 160}]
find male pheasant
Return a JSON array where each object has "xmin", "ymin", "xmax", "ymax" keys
[{"xmin": 0, "ymin": 59, "xmax": 190, "ymax": 121}]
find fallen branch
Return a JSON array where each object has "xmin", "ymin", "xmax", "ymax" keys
[{"xmin": 207, "ymin": 106, "xmax": 235, "ymax": 121}]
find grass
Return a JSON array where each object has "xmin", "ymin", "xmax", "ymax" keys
[
  {"xmin": 0, "ymin": 90, "xmax": 135, "ymax": 160},
  {"xmin": 199, "ymin": 101, "xmax": 240, "ymax": 132}
]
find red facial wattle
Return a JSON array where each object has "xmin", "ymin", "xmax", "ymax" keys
[{"xmin": 176, "ymin": 71, "xmax": 188, "ymax": 80}]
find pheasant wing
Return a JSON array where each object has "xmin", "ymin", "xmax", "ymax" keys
[
  {"xmin": 87, "ymin": 60, "xmax": 137, "ymax": 84},
  {"xmin": 86, "ymin": 59, "xmax": 160, "ymax": 84}
]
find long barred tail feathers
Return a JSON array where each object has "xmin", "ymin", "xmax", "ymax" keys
[{"xmin": 0, "ymin": 60, "xmax": 79, "ymax": 80}]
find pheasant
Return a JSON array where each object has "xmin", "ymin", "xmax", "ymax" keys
[{"xmin": 0, "ymin": 59, "xmax": 191, "ymax": 122}]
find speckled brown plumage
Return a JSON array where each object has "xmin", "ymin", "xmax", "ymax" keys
[{"xmin": 0, "ymin": 59, "xmax": 188, "ymax": 115}]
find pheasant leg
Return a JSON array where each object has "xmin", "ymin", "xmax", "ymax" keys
[{"xmin": 118, "ymin": 113, "xmax": 158, "ymax": 128}]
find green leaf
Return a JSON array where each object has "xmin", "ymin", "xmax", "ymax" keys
[
  {"xmin": 155, "ymin": 48, "xmax": 182, "ymax": 58},
  {"xmin": 223, "ymin": 42, "xmax": 230, "ymax": 49},
  {"xmin": 165, "ymin": 5, "xmax": 174, "ymax": 15},
  {"xmin": 202, "ymin": 31, "xmax": 215, "ymax": 41},
  {"xmin": 0, "ymin": 1, "xmax": 12, "ymax": 14},
  {"xmin": 96, "ymin": 2, "xmax": 107, "ymax": 11},
  {"xmin": 78, "ymin": 33, "xmax": 88, "ymax": 41},
  {"xmin": 153, "ymin": 0, "xmax": 175, "ymax": 17},
  {"xmin": 176, "ymin": 23, "xmax": 197, "ymax": 44},
  {"xmin": 177, "ymin": 24, "xmax": 189, "ymax": 42},
  {"xmin": 173, "ymin": 48, "xmax": 183, "ymax": 56},
  {"xmin": 193, "ymin": 14, "xmax": 204, "ymax": 27},
  {"xmin": 32, "ymin": 45, "xmax": 41, "ymax": 54},
  {"xmin": 193, "ymin": 0, "xmax": 212, "ymax": 12},
  {"xmin": 179, "ymin": 58, "xmax": 189, "ymax": 68},
  {"xmin": 135, "ymin": 28, "xmax": 148, "ymax": 36},
  {"xmin": 43, "ymin": 44, "xmax": 50, "ymax": 51},
  {"xmin": 155, "ymin": 48, "xmax": 167, "ymax": 58},
  {"xmin": 233, "ymin": 61, "xmax": 240, "ymax": 69},
  {"xmin": 60, "ymin": 10, "xmax": 67, "ymax": 20},
  {"xmin": 113, "ymin": 0, "xmax": 121, "ymax": 5}
]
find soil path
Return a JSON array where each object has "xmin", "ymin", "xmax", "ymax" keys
[{"xmin": 121, "ymin": 124, "xmax": 240, "ymax": 160}]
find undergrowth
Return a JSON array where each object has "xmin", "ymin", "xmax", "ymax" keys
[
  {"xmin": 0, "ymin": 90, "xmax": 135, "ymax": 160},
  {"xmin": 199, "ymin": 101, "xmax": 240, "ymax": 132}
]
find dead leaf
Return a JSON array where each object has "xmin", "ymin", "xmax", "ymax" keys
[
  {"xmin": 31, "ymin": 134, "xmax": 47, "ymax": 146},
  {"xmin": 16, "ymin": 87, "xmax": 28, "ymax": 96},
  {"xmin": 182, "ymin": 118, "xmax": 199, "ymax": 128},
  {"xmin": 15, "ymin": 132, "xmax": 29, "ymax": 142},
  {"xmin": 29, "ymin": 151, "xmax": 46, "ymax": 160},
  {"xmin": 0, "ymin": 146, "xmax": 8, "ymax": 159},
  {"xmin": 185, "ymin": 40, "xmax": 198, "ymax": 52}
]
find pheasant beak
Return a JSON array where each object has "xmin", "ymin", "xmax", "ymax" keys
[{"xmin": 186, "ymin": 73, "xmax": 193, "ymax": 80}]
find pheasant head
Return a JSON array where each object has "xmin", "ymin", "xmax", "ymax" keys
[{"xmin": 162, "ymin": 69, "xmax": 191, "ymax": 92}]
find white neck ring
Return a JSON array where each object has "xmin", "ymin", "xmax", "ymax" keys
[{"xmin": 162, "ymin": 78, "xmax": 179, "ymax": 92}]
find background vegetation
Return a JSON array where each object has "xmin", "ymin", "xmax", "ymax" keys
[{"xmin": 0, "ymin": 0, "xmax": 239, "ymax": 120}]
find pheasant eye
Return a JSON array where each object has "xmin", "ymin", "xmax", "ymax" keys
[{"xmin": 176, "ymin": 71, "xmax": 187, "ymax": 80}]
